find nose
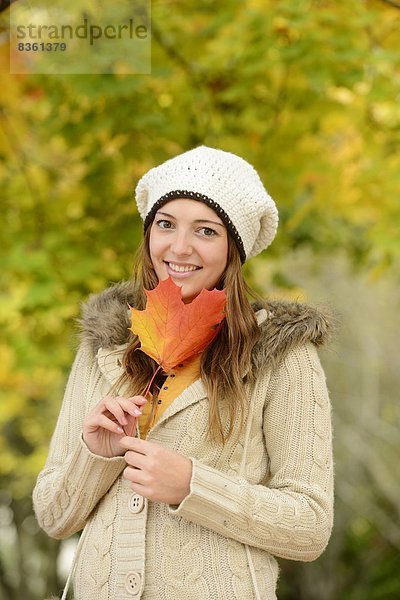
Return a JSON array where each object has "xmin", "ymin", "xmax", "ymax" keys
[{"xmin": 170, "ymin": 229, "xmax": 193, "ymax": 256}]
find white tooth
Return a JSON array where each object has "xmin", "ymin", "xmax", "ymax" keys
[{"xmin": 169, "ymin": 263, "xmax": 197, "ymax": 273}]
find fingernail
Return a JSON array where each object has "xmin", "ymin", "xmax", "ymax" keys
[
  {"xmin": 133, "ymin": 408, "xmax": 142, "ymax": 416},
  {"xmin": 116, "ymin": 426, "xmax": 124, "ymax": 433}
]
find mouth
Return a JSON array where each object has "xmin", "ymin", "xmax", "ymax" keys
[{"xmin": 164, "ymin": 261, "xmax": 202, "ymax": 274}]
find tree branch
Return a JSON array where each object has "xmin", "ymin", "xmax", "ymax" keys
[
  {"xmin": 0, "ymin": 0, "xmax": 18, "ymax": 14},
  {"xmin": 378, "ymin": 0, "xmax": 400, "ymax": 9},
  {"xmin": 151, "ymin": 22, "xmax": 204, "ymax": 84}
]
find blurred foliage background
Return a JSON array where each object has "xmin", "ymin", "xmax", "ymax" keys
[{"xmin": 1, "ymin": 0, "xmax": 400, "ymax": 598}]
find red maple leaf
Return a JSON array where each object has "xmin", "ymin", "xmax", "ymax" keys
[{"xmin": 129, "ymin": 276, "xmax": 226, "ymax": 373}]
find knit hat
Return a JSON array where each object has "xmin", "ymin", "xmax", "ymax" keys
[{"xmin": 135, "ymin": 145, "xmax": 279, "ymax": 263}]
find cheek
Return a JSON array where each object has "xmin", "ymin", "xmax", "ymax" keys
[
  {"xmin": 149, "ymin": 236, "xmax": 165, "ymax": 279},
  {"xmin": 217, "ymin": 258, "xmax": 228, "ymax": 281},
  {"xmin": 204, "ymin": 241, "xmax": 228, "ymax": 280},
  {"xmin": 215, "ymin": 240, "xmax": 228, "ymax": 272},
  {"xmin": 149, "ymin": 231, "xmax": 162, "ymax": 262}
]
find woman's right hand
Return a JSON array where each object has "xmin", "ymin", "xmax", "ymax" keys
[{"xmin": 83, "ymin": 395, "xmax": 147, "ymax": 458}]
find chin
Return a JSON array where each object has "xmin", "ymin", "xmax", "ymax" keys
[{"xmin": 181, "ymin": 287, "xmax": 199, "ymax": 303}]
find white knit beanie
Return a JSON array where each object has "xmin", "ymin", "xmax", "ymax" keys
[{"xmin": 135, "ymin": 145, "xmax": 279, "ymax": 262}]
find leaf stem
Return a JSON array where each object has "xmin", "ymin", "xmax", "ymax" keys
[
  {"xmin": 142, "ymin": 364, "xmax": 162, "ymax": 398},
  {"xmin": 122, "ymin": 365, "xmax": 163, "ymax": 437}
]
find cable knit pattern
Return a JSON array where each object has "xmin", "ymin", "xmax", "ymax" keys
[
  {"xmin": 33, "ymin": 345, "xmax": 126, "ymax": 540},
  {"xmin": 33, "ymin": 283, "xmax": 334, "ymax": 600},
  {"xmin": 170, "ymin": 343, "xmax": 333, "ymax": 564}
]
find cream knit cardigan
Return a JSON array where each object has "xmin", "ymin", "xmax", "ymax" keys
[{"xmin": 33, "ymin": 282, "xmax": 334, "ymax": 600}]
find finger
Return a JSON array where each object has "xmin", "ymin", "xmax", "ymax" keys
[
  {"xmin": 93, "ymin": 394, "xmax": 115, "ymax": 414},
  {"xmin": 113, "ymin": 397, "xmax": 143, "ymax": 418},
  {"xmin": 119, "ymin": 436, "xmax": 152, "ymax": 453},
  {"xmin": 104, "ymin": 396, "xmax": 144, "ymax": 425},
  {"xmin": 127, "ymin": 395, "xmax": 148, "ymax": 406},
  {"xmin": 102, "ymin": 397, "xmax": 131, "ymax": 426},
  {"xmin": 123, "ymin": 465, "xmax": 148, "ymax": 486},
  {"xmin": 124, "ymin": 449, "xmax": 147, "ymax": 469},
  {"xmin": 88, "ymin": 413, "xmax": 125, "ymax": 435},
  {"xmin": 94, "ymin": 395, "xmax": 144, "ymax": 418}
]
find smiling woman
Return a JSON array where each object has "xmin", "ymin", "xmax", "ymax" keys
[
  {"xmin": 33, "ymin": 145, "xmax": 333, "ymax": 600},
  {"xmin": 149, "ymin": 199, "xmax": 228, "ymax": 303}
]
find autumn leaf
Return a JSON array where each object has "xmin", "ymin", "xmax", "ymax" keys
[{"xmin": 128, "ymin": 276, "xmax": 226, "ymax": 372}]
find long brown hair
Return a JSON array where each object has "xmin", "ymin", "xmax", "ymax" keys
[{"xmin": 115, "ymin": 225, "xmax": 262, "ymax": 444}]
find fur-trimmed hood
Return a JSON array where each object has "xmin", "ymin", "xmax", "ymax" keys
[{"xmin": 76, "ymin": 280, "xmax": 332, "ymax": 372}]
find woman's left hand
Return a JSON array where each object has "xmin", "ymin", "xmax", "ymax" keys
[{"xmin": 120, "ymin": 436, "xmax": 192, "ymax": 505}]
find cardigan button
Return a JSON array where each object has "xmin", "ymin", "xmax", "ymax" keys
[
  {"xmin": 125, "ymin": 571, "xmax": 141, "ymax": 595},
  {"xmin": 128, "ymin": 493, "xmax": 144, "ymax": 514}
]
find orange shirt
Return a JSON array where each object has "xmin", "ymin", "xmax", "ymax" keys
[{"xmin": 138, "ymin": 354, "xmax": 202, "ymax": 439}]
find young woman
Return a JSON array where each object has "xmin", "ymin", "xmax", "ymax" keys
[{"xmin": 33, "ymin": 146, "xmax": 334, "ymax": 600}]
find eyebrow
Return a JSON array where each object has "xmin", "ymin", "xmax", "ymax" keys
[{"xmin": 156, "ymin": 211, "xmax": 226, "ymax": 228}]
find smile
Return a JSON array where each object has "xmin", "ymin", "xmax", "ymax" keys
[{"xmin": 165, "ymin": 262, "xmax": 201, "ymax": 273}]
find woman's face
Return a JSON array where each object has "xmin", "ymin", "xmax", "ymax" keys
[{"xmin": 149, "ymin": 198, "xmax": 228, "ymax": 303}]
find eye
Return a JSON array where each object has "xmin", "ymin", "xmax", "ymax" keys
[
  {"xmin": 198, "ymin": 226, "xmax": 218, "ymax": 237},
  {"xmin": 155, "ymin": 219, "xmax": 174, "ymax": 229}
]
